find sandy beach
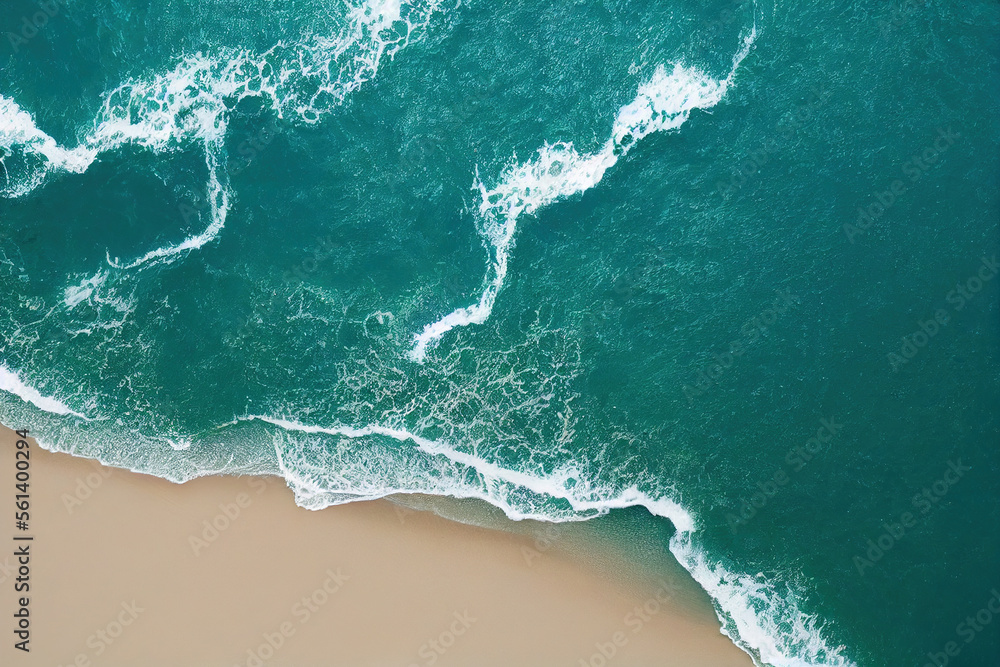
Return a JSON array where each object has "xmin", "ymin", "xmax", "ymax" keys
[{"xmin": 0, "ymin": 425, "xmax": 752, "ymax": 667}]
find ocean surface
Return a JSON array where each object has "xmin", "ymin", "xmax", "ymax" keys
[{"xmin": 2, "ymin": 1, "xmax": 999, "ymax": 665}]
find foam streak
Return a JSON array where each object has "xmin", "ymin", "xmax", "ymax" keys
[
  {"xmin": 108, "ymin": 141, "xmax": 231, "ymax": 271},
  {"xmin": 409, "ymin": 27, "xmax": 757, "ymax": 362},
  {"xmin": 0, "ymin": 363, "xmax": 90, "ymax": 420}
]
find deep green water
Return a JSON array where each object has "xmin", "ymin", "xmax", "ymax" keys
[{"xmin": 2, "ymin": 1, "xmax": 999, "ymax": 665}]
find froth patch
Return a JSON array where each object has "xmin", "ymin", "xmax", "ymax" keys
[
  {"xmin": 0, "ymin": 95, "xmax": 97, "ymax": 198},
  {"xmin": 64, "ymin": 271, "xmax": 107, "ymax": 309}
]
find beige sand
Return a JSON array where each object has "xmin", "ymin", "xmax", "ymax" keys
[{"xmin": 0, "ymin": 425, "xmax": 752, "ymax": 667}]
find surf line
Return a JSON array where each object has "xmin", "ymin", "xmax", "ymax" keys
[
  {"xmin": 407, "ymin": 27, "xmax": 757, "ymax": 363},
  {"xmin": 242, "ymin": 412, "xmax": 855, "ymax": 667},
  {"xmin": 240, "ymin": 414, "xmax": 693, "ymax": 525}
]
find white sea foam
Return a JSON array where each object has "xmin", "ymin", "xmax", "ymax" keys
[
  {"xmin": 248, "ymin": 414, "xmax": 695, "ymax": 528},
  {"xmin": 670, "ymin": 534, "xmax": 855, "ymax": 667},
  {"xmin": 1, "ymin": 0, "xmax": 444, "ymax": 271},
  {"xmin": 64, "ymin": 271, "xmax": 107, "ymax": 309},
  {"xmin": 409, "ymin": 27, "xmax": 757, "ymax": 362},
  {"xmin": 0, "ymin": 363, "xmax": 90, "ymax": 420}
]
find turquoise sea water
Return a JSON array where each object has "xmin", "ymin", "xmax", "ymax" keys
[{"xmin": 2, "ymin": 1, "xmax": 999, "ymax": 665}]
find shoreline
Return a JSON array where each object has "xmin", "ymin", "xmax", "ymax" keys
[{"xmin": 0, "ymin": 424, "xmax": 753, "ymax": 666}]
